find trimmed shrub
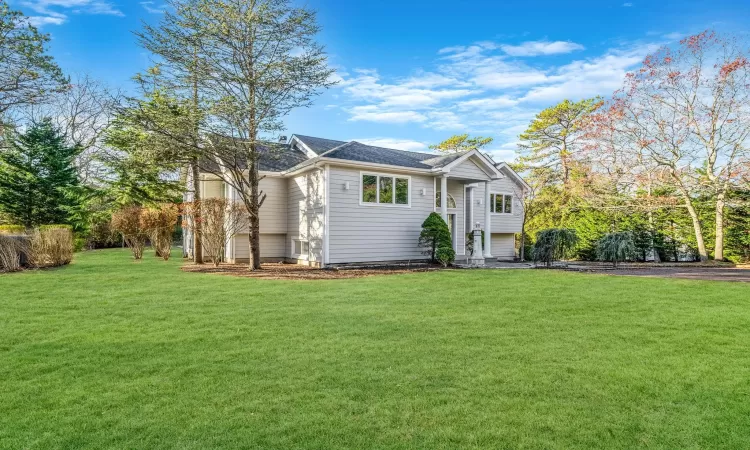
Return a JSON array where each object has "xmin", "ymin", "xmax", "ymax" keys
[
  {"xmin": 111, "ymin": 206, "xmax": 148, "ymax": 260},
  {"xmin": 0, "ymin": 225, "xmax": 25, "ymax": 234},
  {"xmin": 28, "ymin": 227, "xmax": 73, "ymax": 267},
  {"xmin": 141, "ymin": 204, "xmax": 179, "ymax": 261},
  {"xmin": 0, "ymin": 234, "xmax": 28, "ymax": 272},
  {"xmin": 532, "ymin": 228, "xmax": 578, "ymax": 267},
  {"xmin": 436, "ymin": 246, "xmax": 456, "ymax": 267},
  {"xmin": 597, "ymin": 232, "xmax": 637, "ymax": 267},
  {"xmin": 418, "ymin": 212, "xmax": 452, "ymax": 263}
]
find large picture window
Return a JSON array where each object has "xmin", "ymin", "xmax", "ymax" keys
[
  {"xmin": 361, "ymin": 173, "xmax": 410, "ymax": 206},
  {"xmin": 490, "ymin": 193, "xmax": 513, "ymax": 214}
]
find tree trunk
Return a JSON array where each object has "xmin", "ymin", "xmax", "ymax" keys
[
  {"xmin": 648, "ymin": 209, "xmax": 661, "ymax": 263},
  {"xmin": 247, "ymin": 157, "xmax": 262, "ymax": 270},
  {"xmin": 191, "ymin": 160, "xmax": 203, "ymax": 264},
  {"xmin": 681, "ymin": 193, "xmax": 708, "ymax": 261},
  {"xmin": 714, "ymin": 190, "xmax": 726, "ymax": 261}
]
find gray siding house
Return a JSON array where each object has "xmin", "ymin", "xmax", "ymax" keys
[{"xmin": 185, "ymin": 134, "xmax": 529, "ymax": 267}]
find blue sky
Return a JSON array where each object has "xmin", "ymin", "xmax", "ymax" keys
[{"xmin": 11, "ymin": 0, "xmax": 750, "ymax": 161}]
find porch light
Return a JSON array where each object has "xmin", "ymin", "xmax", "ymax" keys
[
  {"xmin": 420, "ymin": 188, "xmax": 426, "ymax": 196},
  {"xmin": 344, "ymin": 182, "xmax": 350, "ymax": 190}
]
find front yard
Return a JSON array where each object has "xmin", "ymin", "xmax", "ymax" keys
[{"xmin": 1, "ymin": 249, "xmax": 749, "ymax": 449}]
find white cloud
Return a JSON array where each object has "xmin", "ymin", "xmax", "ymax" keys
[
  {"xmin": 347, "ymin": 106, "xmax": 427, "ymax": 124},
  {"xmin": 521, "ymin": 45, "xmax": 657, "ymax": 103},
  {"xmin": 622, "ymin": 2, "xmax": 633, "ymax": 6},
  {"xmin": 457, "ymin": 96, "xmax": 519, "ymax": 111},
  {"xmin": 500, "ymin": 40, "xmax": 585, "ymax": 57},
  {"xmin": 27, "ymin": 14, "xmax": 65, "ymax": 26},
  {"xmin": 20, "ymin": 0, "xmax": 124, "ymax": 25},
  {"xmin": 140, "ymin": 1, "xmax": 166, "ymax": 14},
  {"xmin": 336, "ymin": 35, "xmax": 667, "ymax": 154},
  {"xmin": 353, "ymin": 138, "xmax": 429, "ymax": 152}
]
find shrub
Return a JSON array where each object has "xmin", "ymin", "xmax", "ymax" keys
[
  {"xmin": 73, "ymin": 237, "xmax": 86, "ymax": 253},
  {"xmin": 532, "ymin": 228, "xmax": 578, "ymax": 267},
  {"xmin": 0, "ymin": 225, "xmax": 25, "ymax": 234},
  {"xmin": 141, "ymin": 204, "xmax": 179, "ymax": 261},
  {"xmin": 418, "ymin": 213, "xmax": 452, "ymax": 263},
  {"xmin": 0, "ymin": 234, "xmax": 28, "ymax": 272},
  {"xmin": 111, "ymin": 206, "xmax": 148, "ymax": 260},
  {"xmin": 28, "ymin": 227, "xmax": 73, "ymax": 267},
  {"xmin": 435, "ymin": 246, "xmax": 456, "ymax": 267},
  {"xmin": 87, "ymin": 217, "xmax": 120, "ymax": 249},
  {"xmin": 597, "ymin": 232, "xmax": 636, "ymax": 268},
  {"xmin": 183, "ymin": 199, "xmax": 247, "ymax": 267}
]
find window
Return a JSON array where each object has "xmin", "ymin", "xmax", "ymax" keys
[
  {"xmin": 293, "ymin": 239, "xmax": 309, "ymax": 256},
  {"xmin": 435, "ymin": 192, "xmax": 457, "ymax": 209},
  {"xmin": 490, "ymin": 193, "xmax": 513, "ymax": 214},
  {"xmin": 361, "ymin": 173, "xmax": 410, "ymax": 206}
]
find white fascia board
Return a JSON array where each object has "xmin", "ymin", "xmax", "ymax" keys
[
  {"xmin": 290, "ymin": 135, "xmax": 319, "ymax": 158},
  {"xmin": 439, "ymin": 150, "xmax": 504, "ymax": 179},
  {"xmin": 282, "ymin": 158, "xmax": 435, "ymax": 177},
  {"xmin": 495, "ymin": 162, "xmax": 531, "ymax": 191}
]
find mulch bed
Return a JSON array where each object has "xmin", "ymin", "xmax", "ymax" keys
[{"xmin": 181, "ymin": 262, "xmax": 443, "ymax": 280}]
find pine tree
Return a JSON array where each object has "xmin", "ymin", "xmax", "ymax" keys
[{"xmin": 0, "ymin": 120, "xmax": 81, "ymax": 227}]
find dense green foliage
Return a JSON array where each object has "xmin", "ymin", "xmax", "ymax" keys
[
  {"xmin": 0, "ymin": 120, "xmax": 83, "ymax": 228},
  {"xmin": 1, "ymin": 250, "xmax": 749, "ymax": 448},
  {"xmin": 0, "ymin": 1, "xmax": 67, "ymax": 117},
  {"xmin": 532, "ymin": 228, "xmax": 578, "ymax": 267},
  {"xmin": 596, "ymin": 232, "xmax": 637, "ymax": 267},
  {"xmin": 429, "ymin": 134, "xmax": 494, "ymax": 153},
  {"xmin": 418, "ymin": 212, "xmax": 453, "ymax": 263}
]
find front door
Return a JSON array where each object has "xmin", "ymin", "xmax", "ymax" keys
[{"xmin": 448, "ymin": 213, "xmax": 457, "ymax": 251}]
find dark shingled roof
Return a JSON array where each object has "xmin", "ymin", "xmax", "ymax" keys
[
  {"xmin": 315, "ymin": 141, "xmax": 469, "ymax": 170},
  {"xmin": 199, "ymin": 142, "xmax": 309, "ymax": 173},
  {"xmin": 198, "ymin": 135, "xmax": 482, "ymax": 174},
  {"xmin": 293, "ymin": 135, "xmax": 347, "ymax": 154}
]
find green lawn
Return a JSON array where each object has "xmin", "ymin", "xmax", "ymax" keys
[{"xmin": 1, "ymin": 250, "xmax": 749, "ymax": 449}]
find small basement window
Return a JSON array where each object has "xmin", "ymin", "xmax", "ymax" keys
[{"xmin": 293, "ymin": 239, "xmax": 309, "ymax": 256}]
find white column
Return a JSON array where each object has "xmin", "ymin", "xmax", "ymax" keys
[
  {"xmin": 467, "ymin": 186, "xmax": 474, "ymax": 231},
  {"xmin": 440, "ymin": 175, "xmax": 448, "ymax": 223},
  {"xmin": 484, "ymin": 181, "xmax": 492, "ymax": 258}
]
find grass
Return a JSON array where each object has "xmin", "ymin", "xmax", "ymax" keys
[{"xmin": 1, "ymin": 249, "xmax": 749, "ymax": 449}]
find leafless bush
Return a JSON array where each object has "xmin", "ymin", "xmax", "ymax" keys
[
  {"xmin": 28, "ymin": 227, "xmax": 74, "ymax": 267},
  {"xmin": 141, "ymin": 203, "xmax": 179, "ymax": 260},
  {"xmin": 0, "ymin": 235, "xmax": 27, "ymax": 272},
  {"xmin": 183, "ymin": 199, "xmax": 247, "ymax": 267},
  {"xmin": 111, "ymin": 206, "xmax": 148, "ymax": 260}
]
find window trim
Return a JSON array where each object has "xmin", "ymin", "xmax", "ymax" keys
[
  {"xmin": 359, "ymin": 171, "xmax": 411, "ymax": 208},
  {"xmin": 490, "ymin": 192, "xmax": 514, "ymax": 215},
  {"xmin": 291, "ymin": 238, "xmax": 310, "ymax": 260},
  {"xmin": 435, "ymin": 191, "xmax": 457, "ymax": 209}
]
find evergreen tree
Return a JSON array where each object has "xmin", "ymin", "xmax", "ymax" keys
[
  {"xmin": 419, "ymin": 212, "xmax": 453, "ymax": 263},
  {"xmin": 0, "ymin": 120, "xmax": 81, "ymax": 227}
]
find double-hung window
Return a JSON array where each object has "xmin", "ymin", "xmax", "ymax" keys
[
  {"xmin": 490, "ymin": 193, "xmax": 513, "ymax": 214},
  {"xmin": 361, "ymin": 173, "xmax": 410, "ymax": 206}
]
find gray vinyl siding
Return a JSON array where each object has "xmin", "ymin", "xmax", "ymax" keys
[
  {"xmin": 328, "ymin": 166, "xmax": 434, "ymax": 263},
  {"xmin": 287, "ymin": 170, "xmax": 324, "ymax": 263},
  {"xmin": 449, "ymin": 157, "xmax": 491, "ymax": 180},
  {"xmin": 258, "ymin": 177, "xmax": 287, "ymax": 232},
  {"xmin": 232, "ymin": 233, "xmax": 286, "ymax": 260},
  {"xmin": 491, "ymin": 233, "xmax": 516, "ymax": 260},
  {"xmin": 473, "ymin": 177, "xmax": 524, "ymax": 235}
]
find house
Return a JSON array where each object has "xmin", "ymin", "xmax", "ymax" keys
[{"xmin": 184, "ymin": 134, "xmax": 529, "ymax": 267}]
